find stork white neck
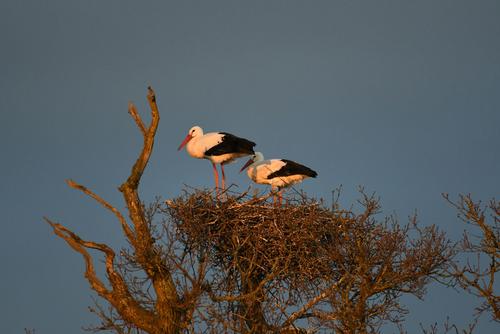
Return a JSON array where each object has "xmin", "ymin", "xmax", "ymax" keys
[
  {"xmin": 253, "ymin": 152, "xmax": 264, "ymax": 164},
  {"xmin": 240, "ymin": 151, "xmax": 264, "ymax": 172}
]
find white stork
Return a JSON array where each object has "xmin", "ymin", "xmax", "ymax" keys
[
  {"xmin": 240, "ymin": 152, "xmax": 318, "ymax": 204},
  {"xmin": 178, "ymin": 125, "xmax": 256, "ymax": 191}
]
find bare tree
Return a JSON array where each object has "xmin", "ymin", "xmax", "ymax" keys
[
  {"xmin": 46, "ymin": 88, "xmax": 453, "ymax": 333},
  {"xmin": 444, "ymin": 193, "xmax": 499, "ymax": 321}
]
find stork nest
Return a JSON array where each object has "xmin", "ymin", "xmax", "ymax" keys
[
  {"xmin": 164, "ymin": 189, "xmax": 357, "ymax": 283},
  {"xmin": 162, "ymin": 188, "xmax": 450, "ymax": 322}
]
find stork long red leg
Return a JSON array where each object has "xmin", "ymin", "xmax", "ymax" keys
[
  {"xmin": 212, "ymin": 162, "xmax": 219, "ymax": 191},
  {"xmin": 278, "ymin": 190, "xmax": 283, "ymax": 205},
  {"xmin": 220, "ymin": 163, "xmax": 226, "ymax": 190},
  {"xmin": 271, "ymin": 186, "xmax": 277, "ymax": 205}
]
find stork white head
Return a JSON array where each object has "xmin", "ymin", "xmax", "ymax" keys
[
  {"xmin": 178, "ymin": 125, "xmax": 204, "ymax": 151},
  {"xmin": 239, "ymin": 151, "xmax": 264, "ymax": 172}
]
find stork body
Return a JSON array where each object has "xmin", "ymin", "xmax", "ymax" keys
[
  {"xmin": 240, "ymin": 152, "xmax": 317, "ymax": 203},
  {"xmin": 178, "ymin": 126, "xmax": 256, "ymax": 190}
]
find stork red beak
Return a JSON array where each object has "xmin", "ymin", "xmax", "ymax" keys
[
  {"xmin": 177, "ymin": 134, "xmax": 192, "ymax": 151},
  {"xmin": 239, "ymin": 157, "xmax": 254, "ymax": 173}
]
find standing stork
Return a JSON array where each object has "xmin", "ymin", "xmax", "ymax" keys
[
  {"xmin": 240, "ymin": 152, "xmax": 317, "ymax": 204},
  {"xmin": 178, "ymin": 125, "xmax": 256, "ymax": 191}
]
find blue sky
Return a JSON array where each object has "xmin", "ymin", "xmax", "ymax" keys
[{"xmin": 1, "ymin": 1, "xmax": 499, "ymax": 333}]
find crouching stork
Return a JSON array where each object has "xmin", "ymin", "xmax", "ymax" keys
[{"xmin": 240, "ymin": 152, "xmax": 317, "ymax": 204}]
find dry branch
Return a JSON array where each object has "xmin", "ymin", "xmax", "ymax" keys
[
  {"xmin": 46, "ymin": 88, "xmax": 185, "ymax": 334},
  {"xmin": 46, "ymin": 218, "xmax": 158, "ymax": 333},
  {"xmin": 128, "ymin": 102, "xmax": 146, "ymax": 137},
  {"xmin": 65, "ymin": 179, "xmax": 133, "ymax": 241},
  {"xmin": 444, "ymin": 194, "xmax": 499, "ymax": 321}
]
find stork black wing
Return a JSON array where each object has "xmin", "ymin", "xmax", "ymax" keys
[
  {"xmin": 204, "ymin": 132, "xmax": 256, "ymax": 156},
  {"xmin": 267, "ymin": 159, "xmax": 318, "ymax": 179}
]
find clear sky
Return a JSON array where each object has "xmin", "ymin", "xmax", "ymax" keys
[{"xmin": 1, "ymin": 1, "xmax": 499, "ymax": 333}]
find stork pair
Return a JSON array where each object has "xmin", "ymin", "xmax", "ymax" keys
[{"xmin": 178, "ymin": 126, "xmax": 317, "ymax": 203}]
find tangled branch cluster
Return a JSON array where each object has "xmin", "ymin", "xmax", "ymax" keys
[
  {"xmin": 444, "ymin": 194, "xmax": 500, "ymax": 321},
  {"xmin": 162, "ymin": 190, "xmax": 452, "ymax": 333}
]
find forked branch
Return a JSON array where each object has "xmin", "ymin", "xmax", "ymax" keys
[
  {"xmin": 444, "ymin": 193, "xmax": 499, "ymax": 321},
  {"xmin": 47, "ymin": 88, "xmax": 183, "ymax": 334},
  {"xmin": 65, "ymin": 179, "xmax": 134, "ymax": 241},
  {"xmin": 45, "ymin": 218, "xmax": 158, "ymax": 333}
]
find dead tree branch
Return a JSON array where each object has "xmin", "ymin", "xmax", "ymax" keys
[
  {"xmin": 46, "ymin": 218, "xmax": 158, "ymax": 332},
  {"xmin": 47, "ymin": 88, "xmax": 186, "ymax": 334},
  {"xmin": 444, "ymin": 193, "xmax": 499, "ymax": 321}
]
